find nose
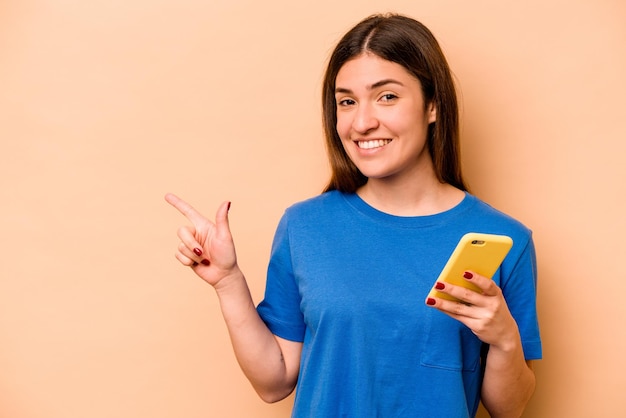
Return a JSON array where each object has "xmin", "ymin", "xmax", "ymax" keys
[{"xmin": 352, "ymin": 103, "xmax": 379, "ymax": 133}]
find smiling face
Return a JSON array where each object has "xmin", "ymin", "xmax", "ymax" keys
[{"xmin": 334, "ymin": 53, "xmax": 437, "ymax": 186}]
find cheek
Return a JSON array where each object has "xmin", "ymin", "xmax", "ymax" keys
[
  {"xmin": 335, "ymin": 114, "xmax": 351, "ymax": 139},
  {"xmin": 392, "ymin": 110, "xmax": 427, "ymax": 136}
]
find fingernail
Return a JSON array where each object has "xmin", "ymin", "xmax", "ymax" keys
[
  {"xmin": 193, "ymin": 248, "xmax": 203, "ymax": 256},
  {"xmin": 426, "ymin": 298, "xmax": 436, "ymax": 306},
  {"xmin": 463, "ymin": 271, "xmax": 473, "ymax": 279},
  {"xmin": 227, "ymin": 201, "xmax": 231, "ymax": 212},
  {"xmin": 435, "ymin": 282, "xmax": 445, "ymax": 290},
  {"xmin": 201, "ymin": 259, "xmax": 211, "ymax": 266}
]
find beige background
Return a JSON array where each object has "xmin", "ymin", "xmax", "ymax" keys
[{"xmin": 1, "ymin": 0, "xmax": 625, "ymax": 417}]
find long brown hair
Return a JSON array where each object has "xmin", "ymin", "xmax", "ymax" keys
[{"xmin": 322, "ymin": 14, "xmax": 468, "ymax": 193}]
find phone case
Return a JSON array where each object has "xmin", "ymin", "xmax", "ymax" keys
[{"xmin": 428, "ymin": 232, "xmax": 513, "ymax": 302}]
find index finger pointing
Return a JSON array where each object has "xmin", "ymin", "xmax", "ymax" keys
[{"xmin": 165, "ymin": 193, "xmax": 205, "ymax": 223}]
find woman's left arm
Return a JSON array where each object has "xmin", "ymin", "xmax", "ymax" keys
[{"xmin": 426, "ymin": 271, "xmax": 536, "ymax": 418}]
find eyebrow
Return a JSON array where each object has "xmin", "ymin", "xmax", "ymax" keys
[{"xmin": 335, "ymin": 78, "xmax": 405, "ymax": 94}]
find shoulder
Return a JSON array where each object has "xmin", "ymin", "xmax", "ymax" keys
[
  {"xmin": 464, "ymin": 194, "xmax": 532, "ymax": 238},
  {"xmin": 284, "ymin": 190, "xmax": 347, "ymax": 217},
  {"xmin": 274, "ymin": 191, "xmax": 354, "ymax": 237},
  {"xmin": 459, "ymin": 194, "xmax": 535, "ymax": 263}
]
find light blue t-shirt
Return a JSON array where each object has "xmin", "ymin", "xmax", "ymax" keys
[{"xmin": 257, "ymin": 191, "xmax": 542, "ymax": 417}]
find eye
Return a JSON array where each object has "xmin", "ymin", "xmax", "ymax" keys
[
  {"xmin": 379, "ymin": 93, "xmax": 398, "ymax": 102},
  {"xmin": 337, "ymin": 98, "xmax": 356, "ymax": 107}
]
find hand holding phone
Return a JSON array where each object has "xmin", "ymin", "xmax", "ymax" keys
[{"xmin": 428, "ymin": 232, "xmax": 513, "ymax": 302}]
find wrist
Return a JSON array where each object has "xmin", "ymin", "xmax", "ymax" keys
[
  {"xmin": 487, "ymin": 332, "xmax": 524, "ymax": 358},
  {"xmin": 213, "ymin": 265, "xmax": 246, "ymax": 295}
]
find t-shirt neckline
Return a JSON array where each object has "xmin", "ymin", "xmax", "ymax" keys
[{"xmin": 340, "ymin": 191, "xmax": 474, "ymax": 229}]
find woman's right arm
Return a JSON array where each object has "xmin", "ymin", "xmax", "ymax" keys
[{"xmin": 165, "ymin": 193, "xmax": 301, "ymax": 402}]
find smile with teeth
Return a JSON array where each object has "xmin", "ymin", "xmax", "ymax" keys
[{"xmin": 356, "ymin": 139, "xmax": 392, "ymax": 150}]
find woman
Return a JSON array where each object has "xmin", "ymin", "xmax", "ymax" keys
[{"xmin": 166, "ymin": 13, "xmax": 541, "ymax": 418}]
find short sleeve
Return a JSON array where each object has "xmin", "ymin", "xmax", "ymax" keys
[
  {"xmin": 257, "ymin": 211, "xmax": 306, "ymax": 342},
  {"xmin": 501, "ymin": 233, "xmax": 543, "ymax": 360}
]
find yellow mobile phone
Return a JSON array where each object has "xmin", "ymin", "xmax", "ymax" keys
[{"xmin": 428, "ymin": 232, "xmax": 513, "ymax": 302}]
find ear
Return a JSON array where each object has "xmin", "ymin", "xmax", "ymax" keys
[{"xmin": 427, "ymin": 101, "xmax": 437, "ymax": 124}]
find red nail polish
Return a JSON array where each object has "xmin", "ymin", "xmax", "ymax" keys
[
  {"xmin": 201, "ymin": 259, "xmax": 211, "ymax": 266},
  {"xmin": 463, "ymin": 271, "xmax": 473, "ymax": 279},
  {"xmin": 227, "ymin": 201, "xmax": 231, "ymax": 212},
  {"xmin": 193, "ymin": 248, "xmax": 203, "ymax": 256},
  {"xmin": 426, "ymin": 298, "xmax": 436, "ymax": 306},
  {"xmin": 435, "ymin": 282, "xmax": 445, "ymax": 290}
]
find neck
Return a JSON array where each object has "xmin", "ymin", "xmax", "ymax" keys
[{"xmin": 357, "ymin": 176, "xmax": 465, "ymax": 216}]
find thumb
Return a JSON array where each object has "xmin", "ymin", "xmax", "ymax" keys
[{"xmin": 214, "ymin": 200, "xmax": 232, "ymax": 239}]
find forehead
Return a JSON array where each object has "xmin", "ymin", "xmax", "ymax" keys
[{"xmin": 335, "ymin": 53, "xmax": 416, "ymax": 87}]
